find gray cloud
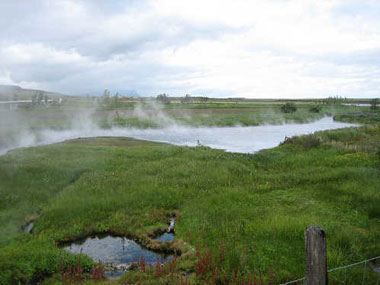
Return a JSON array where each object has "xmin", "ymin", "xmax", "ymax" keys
[
  {"xmin": 0, "ymin": 0, "xmax": 240, "ymax": 95},
  {"xmin": 0, "ymin": 0, "xmax": 380, "ymax": 98}
]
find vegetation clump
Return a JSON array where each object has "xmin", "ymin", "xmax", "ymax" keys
[
  {"xmin": 156, "ymin": 93, "xmax": 171, "ymax": 104},
  {"xmin": 324, "ymin": 96, "xmax": 347, "ymax": 105},
  {"xmin": 309, "ymin": 105, "xmax": 322, "ymax": 113},
  {"xmin": 280, "ymin": 102, "xmax": 297, "ymax": 113},
  {"xmin": 281, "ymin": 134, "xmax": 321, "ymax": 149}
]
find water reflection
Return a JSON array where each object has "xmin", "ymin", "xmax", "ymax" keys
[{"xmin": 64, "ymin": 234, "xmax": 173, "ymax": 276}]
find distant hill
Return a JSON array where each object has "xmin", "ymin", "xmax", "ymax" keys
[{"xmin": 0, "ymin": 85, "xmax": 69, "ymax": 101}]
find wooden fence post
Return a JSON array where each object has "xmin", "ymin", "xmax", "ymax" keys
[{"xmin": 305, "ymin": 226, "xmax": 328, "ymax": 285}]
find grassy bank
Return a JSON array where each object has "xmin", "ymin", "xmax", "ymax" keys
[{"xmin": 0, "ymin": 119, "xmax": 380, "ymax": 283}]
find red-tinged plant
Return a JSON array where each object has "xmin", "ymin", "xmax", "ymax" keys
[
  {"xmin": 195, "ymin": 247, "xmax": 215, "ymax": 279},
  {"xmin": 155, "ymin": 258, "xmax": 164, "ymax": 277},
  {"xmin": 92, "ymin": 261, "xmax": 105, "ymax": 281},
  {"xmin": 265, "ymin": 267, "xmax": 276, "ymax": 285},
  {"xmin": 59, "ymin": 250, "xmax": 85, "ymax": 283},
  {"xmin": 139, "ymin": 257, "xmax": 146, "ymax": 273},
  {"xmin": 218, "ymin": 241, "xmax": 225, "ymax": 263}
]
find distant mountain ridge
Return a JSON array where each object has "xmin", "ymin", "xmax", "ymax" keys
[{"xmin": 0, "ymin": 85, "xmax": 69, "ymax": 101}]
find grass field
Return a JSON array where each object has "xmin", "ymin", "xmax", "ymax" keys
[
  {"xmin": 0, "ymin": 98, "xmax": 379, "ymax": 284},
  {"xmin": 0, "ymin": 100, "xmax": 380, "ymax": 283}
]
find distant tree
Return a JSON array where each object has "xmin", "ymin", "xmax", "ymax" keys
[
  {"xmin": 370, "ymin": 98, "xmax": 379, "ymax": 110},
  {"xmin": 31, "ymin": 93, "xmax": 37, "ymax": 105},
  {"xmin": 113, "ymin": 92, "xmax": 120, "ymax": 105},
  {"xmin": 37, "ymin": 91, "xmax": 44, "ymax": 105},
  {"xmin": 102, "ymin": 89, "xmax": 111, "ymax": 104},
  {"xmin": 281, "ymin": 102, "xmax": 297, "ymax": 113},
  {"xmin": 324, "ymin": 96, "xmax": 345, "ymax": 105},
  {"xmin": 156, "ymin": 93, "xmax": 170, "ymax": 104},
  {"xmin": 181, "ymin": 94, "xmax": 192, "ymax": 103},
  {"xmin": 103, "ymin": 89, "xmax": 110, "ymax": 97}
]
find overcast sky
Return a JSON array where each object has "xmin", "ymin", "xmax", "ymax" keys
[{"xmin": 0, "ymin": 0, "xmax": 379, "ymax": 98}]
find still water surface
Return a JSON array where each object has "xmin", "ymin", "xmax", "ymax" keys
[
  {"xmin": 125, "ymin": 117, "xmax": 357, "ymax": 153},
  {"xmin": 65, "ymin": 235, "xmax": 173, "ymax": 277}
]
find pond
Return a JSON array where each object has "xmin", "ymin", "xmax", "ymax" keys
[
  {"xmin": 64, "ymin": 233, "xmax": 174, "ymax": 277},
  {"xmin": 64, "ymin": 217, "xmax": 176, "ymax": 277}
]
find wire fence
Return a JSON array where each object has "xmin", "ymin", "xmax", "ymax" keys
[{"xmin": 281, "ymin": 255, "xmax": 380, "ymax": 285}]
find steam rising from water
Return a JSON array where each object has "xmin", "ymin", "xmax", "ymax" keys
[{"xmin": 0, "ymin": 117, "xmax": 358, "ymax": 155}]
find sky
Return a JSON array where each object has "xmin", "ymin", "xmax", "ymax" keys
[{"xmin": 0, "ymin": 0, "xmax": 380, "ymax": 98}]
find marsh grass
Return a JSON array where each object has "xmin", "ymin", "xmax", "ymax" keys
[
  {"xmin": 0, "ymin": 125, "xmax": 380, "ymax": 283},
  {"xmin": 109, "ymin": 105, "xmax": 328, "ymax": 128}
]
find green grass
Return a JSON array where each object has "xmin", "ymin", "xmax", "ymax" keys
[
  {"xmin": 0, "ymin": 122, "xmax": 380, "ymax": 283},
  {"xmin": 109, "ymin": 103, "xmax": 331, "ymax": 128}
]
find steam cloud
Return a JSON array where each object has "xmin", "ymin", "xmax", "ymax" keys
[{"xmin": 0, "ymin": 101, "xmax": 359, "ymax": 155}]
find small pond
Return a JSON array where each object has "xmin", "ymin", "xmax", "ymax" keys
[{"xmin": 64, "ymin": 233, "xmax": 174, "ymax": 277}]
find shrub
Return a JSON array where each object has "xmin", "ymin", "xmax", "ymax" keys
[
  {"xmin": 280, "ymin": 103, "xmax": 297, "ymax": 113},
  {"xmin": 156, "ymin": 94, "xmax": 170, "ymax": 104},
  {"xmin": 309, "ymin": 105, "xmax": 322, "ymax": 113},
  {"xmin": 282, "ymin": 134, "xmax": 321, "ymax": 149},
  {"xmin": 300, "ymin": 135, "xmax": 321, "ymax": 149}
]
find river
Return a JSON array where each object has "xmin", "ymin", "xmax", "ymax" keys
[{"xmin": 0, "ymin": 117, "xmax": 358, "ymax": 155}]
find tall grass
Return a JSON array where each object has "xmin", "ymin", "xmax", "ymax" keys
[{"xmin": 0, "ymin": 125, "xmax": 379, "ymax": 283}]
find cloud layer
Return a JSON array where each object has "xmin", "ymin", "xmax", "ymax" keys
[{"xmin": 0, "ymin": 0, "xmax": 379, "ymax": 98}]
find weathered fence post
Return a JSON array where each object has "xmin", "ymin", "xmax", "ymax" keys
[{"xmin": 305, "ymin": 226, "xmax": 328, "ymax": 285}]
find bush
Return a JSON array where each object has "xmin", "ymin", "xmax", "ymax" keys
[
  {"xmin": 280, "ymin": 103, "xmax": 297, "ymax": 113},
  {"xmin": 309, "ymin": 105, "xmax": 322, "ymax": 113},
  {"xmin": 156, "ymin": 94, "xmax": 170, "ymax": 104},
  {"xmin": 282, "ymin": 134, "xmax": 321, "ymax": 150}
]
